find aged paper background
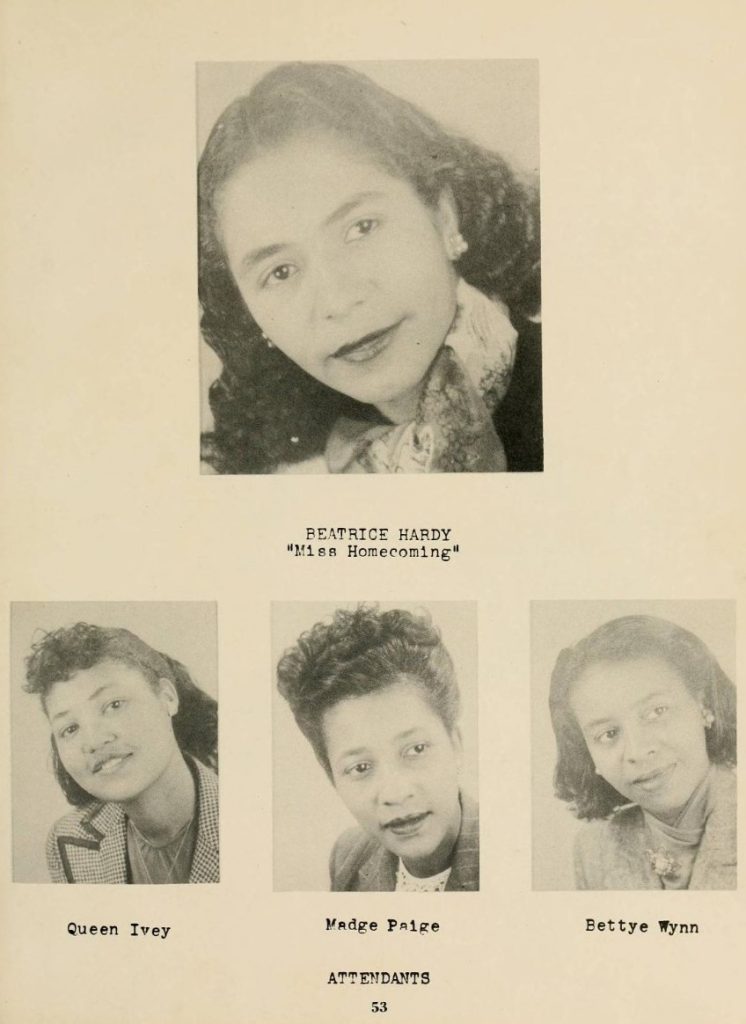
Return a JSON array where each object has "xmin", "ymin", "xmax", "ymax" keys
[{"xmin": 1, "ymin": 2, "xmax": 744, "ymax": 1023}]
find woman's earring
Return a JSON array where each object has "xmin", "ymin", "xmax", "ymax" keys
[
  {"xmin": 702, "ymin": 708, "xmax": 715, "ymax": 728},
  {"xmin": 261, "ymin": 330, "xmax": 274, "ymax": 349},
  {"xmin": 448, "ymin": 232, "xmax": 469, "ymax": 260}
]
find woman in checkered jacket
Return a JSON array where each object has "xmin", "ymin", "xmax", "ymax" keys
[{"xmin": 24, "ymin": 623, "xmax": 219, "ymax": 884}]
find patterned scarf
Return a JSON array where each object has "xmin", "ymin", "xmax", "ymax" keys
[{"xmin": 324, "ymin": 280, "xmax": 518, "ymax": 473}]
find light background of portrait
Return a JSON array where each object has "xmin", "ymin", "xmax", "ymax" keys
[
  {"xmin": 1, "ymin": 2, "xmax": 745, "ymax": 1024},
  {"xmin": 272, "ymin": 601, "xmax": 478, "ymax": 890},
  {"xmin": 530, "ymin": 599, "xmax": 736, "ymax": 890},
  {"xmin": 10, "ymin": 602, "xmax": 219, "ymax": 883},
  {"xmin": 196, "ymin": 59, "xmax": 539, "ymax": 435}
]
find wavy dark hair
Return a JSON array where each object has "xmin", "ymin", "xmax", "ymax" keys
[
  {"xmin": 277, "ymin": 605, "xmax": 460, "ymax": 777},
  {"xmin": 549, "ymin": 615, "xmax": 737, "ymax": 821},
  {"xmin": 25, "ymin": 623, "xmax": 218, "ymax": 807},
  {"xmin": 199, "ymin": 62, "xmax": 540, "ymax": 473}
]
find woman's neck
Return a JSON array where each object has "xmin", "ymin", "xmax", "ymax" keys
[
  {"xmin": 403, "ymin": 800, "xmax": 462, "ymax": 878},
  {"xmin": 123, "ymin": 750, "xmax": 196, "ymax": 844},
  {"xmin": 375, "ymin": 382, "xmax": 423, "ymax": 424}
]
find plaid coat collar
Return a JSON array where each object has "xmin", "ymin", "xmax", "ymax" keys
[
  {"xmin": 49, "ymin": 757, "xmax": 219, "ymax": 884},
  {"xmin": 334, "ymin": 792, "xmax": 479, "ymax": 892}
]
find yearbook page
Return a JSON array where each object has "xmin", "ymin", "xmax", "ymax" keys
[{"xmin": 1, "ymin": 2, "xmax": 744, "ymax": 1022}]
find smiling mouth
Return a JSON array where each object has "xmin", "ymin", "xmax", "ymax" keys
[
  {"xmin": 631, "ymin": 764, "xmax": 676, "ymax": 792},
  {"xmin": 332, "ymin": 320, "xmax": 404, "ymax": 363},
  {"xmin": 383, "ymin": 811, "xmax": 431, "ymax": 837},
  {"xmin": 92, "ymin": 753, "xmax": 132, "ymax": 775}
]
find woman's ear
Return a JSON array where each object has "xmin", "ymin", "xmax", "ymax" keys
[
  {"xmin": 436, "ymin": 187, "xmax": 459, "ymax": 235},
  {"xmin": 157, "ymin": 677, "xmax": 180, "ymax": 718},
  {"xmin": 449, "ymin": 725, "xmax": 464, "ymax": 768},
  {"xmin": 436, "ymin": 188, "xmax": 468, "ymax": 262}
]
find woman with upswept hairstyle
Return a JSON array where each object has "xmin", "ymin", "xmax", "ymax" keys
[
  {"xmin": 549, "ymin": 615, "xmax": 736, "ymax": 890},
  {"xmin": 199, "ymin": 62, "xmax": 541, "ymax": 474},
  {"xmin": 277, "ymin": 605, "xmax": 479, "ymax": 891}
]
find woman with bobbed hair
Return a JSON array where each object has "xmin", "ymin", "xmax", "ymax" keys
[
  {"xmin": 199, "ymin": 61, "xmax": 541, "ymax": 474},
  {"xmin": 25, "ymin": 623, "xmax": 219, "ymax": 884},
  {"xmin": 277, "ymin": 605, "xmax": 478, "ymax": 891},
  {"xmin": 549, "ymin": 615, "xmax": 736, "ymax": 890}
]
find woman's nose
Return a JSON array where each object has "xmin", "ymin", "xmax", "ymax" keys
[
  {"xmin": 311, "ymin": 258, "xmax": 368, "ymax": 323},
  {"xmin": 376, "ymin": 765, "xmax": 415, "ymax": 806},
  {"xmin": 623, "ymin": 725, "xmax": 655, "ymax": 763},
  {"xmin": 81, "ymin": 722, "xmax": 115, "ymax": 754}
]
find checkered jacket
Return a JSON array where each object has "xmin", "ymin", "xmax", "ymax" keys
[
  {"xmin": 330, "ymin": 792, "xmax": 479, "ymax": 891},
  {"xmin": 46, "ymin": 756, "xmax": 219, "ymax": 884}
]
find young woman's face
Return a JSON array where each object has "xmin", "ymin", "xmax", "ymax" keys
[
  {"xmin": 217, "ymin": 133, "xmax": 460, "ymax": 421},
  {"xmin": 569, "ymin": 656, "xmax": 711, "ymax": 824},
  {"xmin": 45, "ymin": 659, "xmax": 181, "ymax": 806},
  {"xmin": 323, "ymin": 678, "xmax": 463, "ymax": 877}
]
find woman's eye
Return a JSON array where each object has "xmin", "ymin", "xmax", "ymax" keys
[
  {"xmin": 346, "ymin": 761, "xmax": 373, "ymax": 777},
  {"xmin": 262, "ymin": 263, "xmax": 297, "ymax": 288},
  {"xmin": 404, "ymin": 742, "xmax": 429, "ymax": 758},
  {"xmin": 646, "ymin": 705, "xmax": 669, "ymax": 720},
  {"xmin": 345, "ymin": 218, "xmax": 378, "ymax": 242},
  {"xmin": 105, "ymin": 699, "xmax": 125, "ymax": 713},
  {"xmin": 595, "ymin": 727, "xmax": 619, "ymax": 745},
  {"xmin": 59, "ymin": 723, "xmax": 78, "ymax": 740}
]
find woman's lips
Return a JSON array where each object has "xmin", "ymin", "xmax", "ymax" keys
[
  {"xmin": 332, "ymin": 320, "xmax": 403, "ymax": 364},
  {"xmin": 631, "ymin": 763, "xmax": 676, "ymax": 792},
  {"xmin": 92, "ymin": 753, "xmax": 132, "ymax": 775},
  {"xmin": 384, "ymin": 811, "xmax": 431, "ymax": 838}
]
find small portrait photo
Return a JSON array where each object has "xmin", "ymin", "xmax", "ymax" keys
[
  {"xmin": 198, "ymin": 60, "xmax": 541, "ymax": 475},
  {"xmin": 272, "ymin": 602, "xmax": 479, "ymax": 891},
  {"xmin": 531, "ymin": 600, "xmax": 736, "ymax": 891},
  {"xmin": 11, "ymin": 602, "xmax": 219, "ymax": 884}
]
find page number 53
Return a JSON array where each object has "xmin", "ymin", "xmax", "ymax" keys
[{"xmin": 371, "ymin": 1001, "xmax": 388, "ymax": 1013}]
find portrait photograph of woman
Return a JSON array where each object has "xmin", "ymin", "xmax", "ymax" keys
[
  {"xmin": 11, "ymin": 602, "xmax": 219, "ymax": 884},
  {"xmin": 272, "ymin": 602, "xmax": 478, "ymax": 891},
  {"xmin": 531, "ymin": 600, "xmax": 736, "ymax": 891},
  {"xmin": 198, "ymin": 61, "xmax": 541, "ymax": 474}
]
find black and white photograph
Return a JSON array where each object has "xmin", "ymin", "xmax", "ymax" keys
[
  {"xmin": 531, "ymin": 600, "xmax": 736, "ymax": 891},
  {"xmin": 272, "ymin": 601, "xmax": 479, "ymax": 890},
  {"xmin": 11, "ymin": 602, "xmax": 219, "ymax": 884},
  {"xmin": 4, "ymin": 1, "xmax": 745, "ymax": 1020},
  {"xmin": 198, "ymin": 61, "xmax": 541, "ymax": 474}
]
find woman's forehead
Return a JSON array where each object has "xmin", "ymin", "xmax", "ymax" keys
[
  {"xmin": 45, "ymin": 659, "xmax": 152, "ymax": 718},
  {"xmin": 217, "ymin": 133, "xmax": 411, "ymax": 247},
  {"xmin": 569, "ymin": 656, "xmax": 692, "ymax": 720},
  {"xmin": 322, "ymin": 679, "xmax": 444, "ymax": 753}
]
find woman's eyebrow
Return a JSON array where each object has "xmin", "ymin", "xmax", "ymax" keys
[
  {"xmin": 323, "ymin": 190, "xmax": 386, "ymax": 228},
  {"xmin": 239, "ymin": 192, "xmax": 388, "ymax": 273},
  {"xmin": 50, "ymin": 684, "xmax": 113, "ymax": 721},
  {"xmin": 581, "ymin": 716, "xmax": 613, "ymax": 732},
  {"xmin": 240, "ymin": 242, "xmax": 286, "ymax": 274},
  {"xmin": 581, "ymin": 692, "xmax": 673, "ymax": 731}
]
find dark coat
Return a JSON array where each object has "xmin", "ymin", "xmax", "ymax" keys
[{"xmin": 493, "ymin": 320, "xmax": 543, "ymax": 471}]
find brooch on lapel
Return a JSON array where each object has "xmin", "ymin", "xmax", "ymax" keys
[{"xmin": 646, "ymin": 847, "xmax": 681, "ymax": 880}]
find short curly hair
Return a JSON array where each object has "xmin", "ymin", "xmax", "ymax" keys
[
  {"xmin": 277, "ymin": 605, "xmax": 460, "ymax": 777},
  {"xmin": 549, "ymin": 615, "xmax": 737, "ymax": 821},
  {"xmin": 25, "ymin": 623, "xmax": 218, "ymax": 806},
  {"xmin": 199, "ymin": 62, "xmax": 541, "ymax": 473}
]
